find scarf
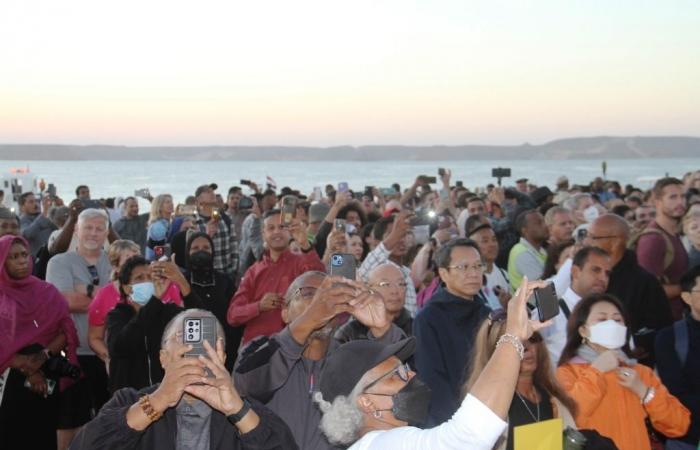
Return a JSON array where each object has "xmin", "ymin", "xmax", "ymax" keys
[{"xmin": 574, "ymin": 344, "xmax": 637, "ymax": 366}]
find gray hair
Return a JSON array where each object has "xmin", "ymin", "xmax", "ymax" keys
[
  {"xmin": 543, "ymin": 205, "xmax": 571, "ymax": 226},
  {"xmin": 77, "ymin": 208, "xmax": 109, "ymax": 227},
  {"xmin": 314, "ymin": 379, "xmax": 366, "ymax": 446},
  {"xmin": 161, "ymin": 309, "xmax": 226, "ymax": 348},
  {"xmin": 563, "ymin": 193, "xmax": 592, "ymax": 212},
  {"xmin": 283, "ymin": 271, "xmax": 327, "ymax": 306}
]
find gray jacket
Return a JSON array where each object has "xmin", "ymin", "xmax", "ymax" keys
[{"xmin": 234, "ymin": 325, "xmax": 406, "ymax": 450}]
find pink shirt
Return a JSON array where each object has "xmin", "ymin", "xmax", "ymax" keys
[{"xmin": 88, "ymin": 282, "xmax": 183, "ymax": 326}]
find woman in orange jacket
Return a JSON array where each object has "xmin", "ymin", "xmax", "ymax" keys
[{"xmin": 556, "ymin": 293, "xmax": 690, "ymax": 450}]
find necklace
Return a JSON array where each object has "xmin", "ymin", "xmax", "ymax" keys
[{"xmin": 515, "ymin": 391, "xmax": 540, "ymax": 422}]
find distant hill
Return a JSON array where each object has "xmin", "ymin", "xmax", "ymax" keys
[{"xmin": 0, "ymin": 136, "xmax": 698, "ymax": 160}]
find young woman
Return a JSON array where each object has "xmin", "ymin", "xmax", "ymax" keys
[
  {"xmin": 557, "ymin": 294, "xmax": 690, "ymax": 450},
  {"xmin": 0, "ymin": 236, "xmax": 79, "ymax": 449},
  {"xmin": 145, "ymin": 194, "xmax": 174, "ymax": 261}
]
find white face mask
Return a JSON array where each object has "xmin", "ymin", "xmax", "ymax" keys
[
  {"xmin": 583, "ymin": 205, "xmax": 600, "ymax": 223},
  {"xmin": 588, "ymin": 319, "xmax": 627, "ymax": 349}
]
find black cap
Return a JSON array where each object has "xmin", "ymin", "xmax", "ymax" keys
[
  {"xmin": 516, "ymin": 178, "xmax": 528, "ymax": 184},
  {"xmin": 530, "ymin": 186, "xmax": 553, "ymax": 205},
  {"xmin": 318, "ymin": 337, "xmax": 415, "ymax": 401}
]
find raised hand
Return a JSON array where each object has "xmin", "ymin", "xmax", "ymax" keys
[{"xmin": 505, "ymin": 277, "xmax": 553, "ymax": 342}]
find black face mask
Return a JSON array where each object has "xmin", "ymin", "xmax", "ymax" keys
[
  {"xmin": 188, "ymin": 250, "xmax": 213, "ymax": 271},
  {"xmin": 372, "ymin": 376, "xmax": 432, "ymax": 426}
]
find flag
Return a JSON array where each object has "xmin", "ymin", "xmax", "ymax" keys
[{"xmin": 266, "ymin": 175, "xmax": 277, "ymax": 190}]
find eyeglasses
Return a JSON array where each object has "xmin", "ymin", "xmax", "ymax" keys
[
  {"xmin": 363, "ymin": 362, "xmax": 411, "ymax": 394},
  {"xmin": 587, "ymin": 234, "xmax": 620, "ymax": 241},
  {"xmin": 87, "ymin": 265, "xmax": 100, "ymax": 286},
  {"xmin": 372, "ymin": 281, "xmax": 408, "ymax": 290},
  {"xmin": 292, "ymin": 286, "xmax": 318, "ymax": 299},
  {"xmin": 447, "ymin": 262, "xmax": 486, "ymax": 274}
]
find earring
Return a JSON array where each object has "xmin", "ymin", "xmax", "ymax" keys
[{"xmin": 373, "ymin": 410, "xmax": 382, "ymax": 419}]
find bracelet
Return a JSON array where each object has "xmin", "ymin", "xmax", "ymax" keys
[
  {"xmin": 642, "ymin": 387, "xmax": 656, "ymax": 405},
  {"xmin": 496, "ymin": 334, "xmax": 524, "ymax": 361},
  {"xmin": 138, "ymin": 395, "xmax": 162, "ymax": 423},
  {"xmin": 227, "ymin": 399, "xmax": 252, "ymax": 426}
]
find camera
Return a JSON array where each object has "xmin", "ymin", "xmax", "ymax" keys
[
  {"xmin": 42, "ymin": 354, "xmax": 81, "ymax": 380},
  {"xmin": 491, "ymin": 167, "xmax": 511, "ymax": 178}
]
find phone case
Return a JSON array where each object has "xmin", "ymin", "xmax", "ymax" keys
[
  {"xmin": 183, "ymin": 317, "xmax": 218, "ymax": 377},
  {"xmin": 329, "ymin": 253, "xmax": 356, "ymax": 280}
]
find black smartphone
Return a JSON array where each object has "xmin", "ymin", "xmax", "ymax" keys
[
  {"xmin": 456, "ymin": 180, "xmax": 464, "ymax": 188},
  {"xmin": 47, "ymin": 183, "xmax": 57, "ymax": 197},
  {"xmin": 419, "ymin": 175, "xmax": 437, "ymax": 184},
  {"xmin": 240, "ymin": 179, "xmax": 251, "ymax": 186},
  {"xmin": 438, "ymin": 168, "xmax": 445, "ymax": 176},
  {"xmin": 238, "ymin": 196, "xmax": 254, "ymax": 210},
  {"xmin": 281, "ymin": 196, "xmax": 297, "ymax": 226},
  {"xmin": 329, "ymin": 253, "xmax": 356, "ymax": 280},
  {"xmin": 534, "ymin": 283, "xmax": 560, "ymax": 322},
  {"xmin": 183, "ymin": 316, "xmax": 217, "ymax": 377},
  {"xmin": 491, "ymin": 167, "xmax": 511, "ymax": 178},
  {"xmin": 154, "ymin": 244, "xmax": 172, "ymax": 261}
]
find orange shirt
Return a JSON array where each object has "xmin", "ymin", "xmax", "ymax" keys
[{"xmin": 557, "ymin": 362, "xmax": 690, "ymax": 450}]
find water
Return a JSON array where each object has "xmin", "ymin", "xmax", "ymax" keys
[{"xmin": 2, "ymin": 158, "xmax": 698, "ymax": 206}]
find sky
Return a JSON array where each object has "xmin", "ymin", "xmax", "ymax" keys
[{"xmin": 1, "ymin": 0, "xmax": 698, "ymax": 146}]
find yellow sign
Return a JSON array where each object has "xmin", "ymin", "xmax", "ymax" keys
[{"xmin": 514, "ymin": 418, "xmax": 563, "ymax": 450}]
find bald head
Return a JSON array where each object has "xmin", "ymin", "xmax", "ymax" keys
[
  {"xmin": 368, "ymin": 262, "xmax": 406, "ymax": 314},
  {"xmin": 593, "ymin": 214, "xmax": 630, "ymax": 240},
  {"xmin": 284, "ymin": 271, "xmax": 327, "ymax": 306}
]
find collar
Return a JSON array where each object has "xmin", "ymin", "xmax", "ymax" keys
[
  {"xmin": 519, "ymin": 237, "xmax": 546, "ymax": 256},
  {"xmin": 262, "ymin": 248, "xmax": 292, "ymax": 263},
  {"xmin": 176, "ymin": 398, "xmax": 212, "ymax": 418},
  {"xmin": 562, "ymin": 287, "xmax": 581, "ymax": 308}
]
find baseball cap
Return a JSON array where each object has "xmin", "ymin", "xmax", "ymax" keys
[{"xmin": 318, "ymin": 337, "xmax": 415, "ymax": 401}]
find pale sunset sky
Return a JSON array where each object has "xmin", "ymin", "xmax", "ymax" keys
[{"xmin": 1, "ymin": 0, "xmax": 698, "ymax": 146}]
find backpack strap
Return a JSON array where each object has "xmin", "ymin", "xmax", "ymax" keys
[
  {"xmin": 559, "ymin": 299, "xmax": 571, "ymax": 319},
  {"xmin": 673, "ymin": 319, "xmax": 689, "ymax": 367}
]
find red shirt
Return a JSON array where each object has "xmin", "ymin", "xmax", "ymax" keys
[{"xmin": 228, "ymin": 249, "xmax": 324, "ymax": 344}]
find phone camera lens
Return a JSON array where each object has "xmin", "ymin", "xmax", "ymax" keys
[
  {"xmin": 188, "ymin": 334, "xmax": 194, "ymax": 340},
  {"xmin": 188, "ymin": 328, "xmax": 194, "ymax": 333}
]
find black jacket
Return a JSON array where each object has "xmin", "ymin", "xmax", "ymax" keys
[
  {"xmin": 412, "ymin": 285, "xmax": 490, "ymax": 426},
  {"xmin": 608, "ymin": 250, "xmax": 673, "ymax": 366},
  {"xmin": 68, "ymin": 384, "xmax": 298, "ymax": 450},
  {"xmin": 106, "ymin": 291, "xmax": 203, "ymax": 393}
]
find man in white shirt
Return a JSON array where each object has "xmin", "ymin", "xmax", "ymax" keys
[{"xmin": 540, "ymin": 246, "xmax": 612, "ymax": 364}]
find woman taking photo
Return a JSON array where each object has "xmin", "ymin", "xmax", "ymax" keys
[
  {"xmin": 465, "ymin": 310, "xmax": 577, "ymax": 450},
  {"xmin": 0, "ymin": 235, "xmax": 79, "ymax": 449},
  {"xmin": 105, "ymin": 255, "xmax": 201, "ymax": 392},
  {"xmin": 557, "ymin": 293, "xmax": 690, "ymax": 450},
  {"xmin": 145, "ymin": 194, "xmax": 174, "ymax": 261}
]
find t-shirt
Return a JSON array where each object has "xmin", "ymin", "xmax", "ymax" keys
[
  {"xmin": 46, "ymin": 251, "xmax": 112, "ymax": 355},
  {"xmin": 483, "ymin": 265, "xmax": 509, "ymax": 310},
  {"xmin": 88, "ymin": 282, "xmax": 183, "ymax": 327}
]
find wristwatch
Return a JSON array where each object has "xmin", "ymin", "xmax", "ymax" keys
[{"xmin": 226, "ymin": 399, "xmax": 252, "ymax": 426}]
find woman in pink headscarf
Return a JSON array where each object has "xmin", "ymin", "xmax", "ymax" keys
[{"xmin": 0, "ymin": 235, "xmax": 79, "ymax": 449}]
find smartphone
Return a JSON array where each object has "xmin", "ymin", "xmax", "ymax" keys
[
  {"xmin": 211, "ymin": 209, "xmax": 221, "ymax": 222},
  {"xmin": 134, "ymin": 188, "xmax": 149, "ymax": 198},
  {"xmin": 183, "ymin": 316, "xmax": 218, "ymax": 378},
  {"xmin": 456, "ymin": 181, "xmax": 464, "ymax": 188},
  {"xmin": 380, "ymin": 187, "xmax": 397, "ymax": 197},
  {"xmin": 313, "ymin": 186, "xmax": 322, "ymax": 200},
  {"xmin": 281, "ymin": 196, "xmax": 297, "ymax": 225},
  {"xmin": 334, "ymin": 218, "xmax": 346, "ymax": 233},
  {"xmin": 154, "ymin": 244, "xmax": 172, "ymax": 261},
  {"xmin": 534, "ymin": 283, "xmax": 560, "ymax": 322},
  {"xmin": 491, "ymin": 167, "xmax": 511, "ymax": 178},
  {"xmin": 419, "ymin": 176, "xmax": 437, "ymax": 184},
  {"xmin": 178, "ymin": 204, "xmax": 197, "ymax": 216},
  {"xmin": 80, "ymin": 199, "xmax": 102, "ymax": 209},
  {"xmin": 47, "ymin": 183, "xmax": 57, "ymax": 197},
  {"xmin": 338, "ymin": 182, "xmax": 349, "ymax": 193},
  {"xmin": 438, "ymin": 168, "xmax": 446, "ymax": 176},
  {"xmin": 329, "ymin": 253, "xmax": 356, "ymax": 280},
  {"xmin": 238, "ymin": 196, "xmax": 254, "ymax": 210},
  {"xmin": 240, "ymin": 179, "xmax": 251, "ymax": 186}
]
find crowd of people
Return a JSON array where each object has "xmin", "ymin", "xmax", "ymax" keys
[{"xmin": 1, "ymin": 168, "xmax": 700, "ymax": 450}]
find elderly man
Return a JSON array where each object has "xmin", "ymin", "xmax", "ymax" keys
[
  {"xmin": 234, "ymin": 272, "xmax": 405, "ymax": 450},
  {"xmin": 228, "ymin": 210, "xmax": 325, "ymax": 345},
  {"xmin": 539, "ymin": 246, "xmax": 612, "ymax": 364},
  {"xmin": 46, "ymin": 208, "xmax": 114, "ymax": 449},
  {"xmin": 564, "ymin": 193, "xmax": 596, "ymax": 226},
  {"xmin": 314, "ymin": 278, "xmax": 550, "ymax": 450},
  {"xmin": 413, "ymin": 238, "xmax": 491, "ymax": 426},
  {"xmin": 544, "ymin": 206, "xmax": 576, "ymax": 246},
  {"xmin": 335, "ymin": 263, "xmax": 413, "ymax": 344},
  {"xmin": 69, "ymin": 309, "xmax": 297, "ymax": 450},
  {"xmin": 359, "ymin": 210, "xmax": 417, "ymax": 316},
  {"xmin": 586, "ymin": 214, "xmax": 673, "ymax": 366},
  {"xmin": 507, "ymin": 209, "xmax": 548, "ymax": 291},
  {"xmin": 113, "ymin": 197, "xmax": 149, "ymax": 252}
]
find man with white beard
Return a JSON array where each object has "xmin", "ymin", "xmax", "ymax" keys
[
  {"xmin": 46, "ymin": 209, "xmax": 113, "ymax": 450},
  {"xmin": 233, "ymin": 272, "xmax": 406, "ymax": 450}
]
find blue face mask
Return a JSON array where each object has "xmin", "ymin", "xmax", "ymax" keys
[{"xmin": 130, "ymin": 281, "xmax": 155, "ymax": 305}]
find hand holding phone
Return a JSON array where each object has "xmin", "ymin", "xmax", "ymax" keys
[{"xmin": 183, "ymin": 316, "xmax": 218, "ymax": 378}]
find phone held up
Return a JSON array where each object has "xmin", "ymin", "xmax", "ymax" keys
[
  {"xmin": 329, "ymin": 253, "xmax": 356, "ymax": 281},
  {"xmin": 533, "ymin": 282, "xmax": 560, "ymax": 322},
  {"xmin": 154, "ymin": 244, "xmax": 172, "ymax": 262},
  {"xmin": 183, "ymin": 316, "xmax": 218, "ymax": 378},
  {"xmin": 281, "ymin": 196, "xmax": 298, "ymax": 226}
]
